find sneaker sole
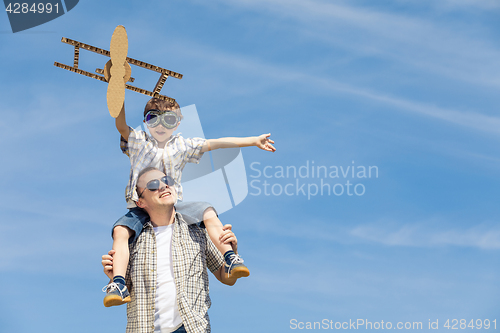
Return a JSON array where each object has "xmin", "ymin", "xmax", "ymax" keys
[
  {"xmin": 103, "ymin": 295, "xmax": 131, "ymax": 307},
  {"xmin": 229, "ymin": 266, "xmax": 250, "ymax": 279}
]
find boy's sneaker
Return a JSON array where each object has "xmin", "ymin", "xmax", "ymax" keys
[
  {"xmin": 102, "ymin": 282, "xmax": 131, "ymax": 307},
  {"xmin": 224, "ymin": 253, "xmax": 250, "ymax": 279}
]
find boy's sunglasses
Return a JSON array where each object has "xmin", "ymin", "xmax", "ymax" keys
[
  {"xmin": 144, "ymin": 110, "xmax": 179, "ymax": 129},
  {"xmin": 137, "ymin": 175, "xmax": 175, "ymax": 198}
]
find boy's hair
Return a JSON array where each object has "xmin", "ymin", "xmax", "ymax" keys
[{"xmin": 144, "ymin": 97, "xmax": 183, "ymax": 120}]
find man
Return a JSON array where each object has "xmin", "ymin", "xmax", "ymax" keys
[{"xmin": 102, "ymin": 166, "xmax": 239, "ymax": 333}]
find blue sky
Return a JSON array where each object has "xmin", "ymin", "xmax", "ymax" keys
[{"xmin": 1, "ymin": 0, "xmax": 499, "ymax": 332}]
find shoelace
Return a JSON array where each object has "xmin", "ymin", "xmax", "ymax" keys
[
  {"xmin": 102, "ymin": 282, "xmax": 124, "ymax": 298},
  {"xmin": 227, "ymin": 254, "xmax": 244, "ymax": 277}
]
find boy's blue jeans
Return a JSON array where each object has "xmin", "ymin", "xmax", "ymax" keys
[
  {"xmin": 173, "ymin": 325, "xmax": 187, "ymax": 333},
  {"xmin": 111, "ymin": 207, "xmax": 149, "ymax": 244}
]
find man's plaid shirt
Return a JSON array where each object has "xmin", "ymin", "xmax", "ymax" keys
[
  {"xmin": 125, "ymin": 212, "xmax": 224, "ymax": 333},
  {"xmin": 120, "ymin": 126, "xmax": 206, "ymax": 203}
]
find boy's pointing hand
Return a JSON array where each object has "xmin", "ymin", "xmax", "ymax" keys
[{"xmin": 256, "ymin": 133, "xmax": 276, "ymax": 152}]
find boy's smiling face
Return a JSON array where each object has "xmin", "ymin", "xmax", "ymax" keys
[
  {"xmin": 144, "ymin": 109, "xmax": 180, "ymax": 146},
  {"xmin": 148, "ymin": 123, "xmax": 177, "ymax": 144}
]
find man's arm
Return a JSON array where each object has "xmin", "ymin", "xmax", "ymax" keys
[
  {"xmin": 115, "ymin": 104, "xmax": 131, "ymax": 140},
  {"xmin": 102, "ymin": 249, "xmax": 115, "ymax": 280},
  {"xmin": 104, "ymin": 228, "xmax": 240, "ymax": 285},
  {"xmin": 201, "ymin": 133, "xmax": 276, "ymax": 153}
]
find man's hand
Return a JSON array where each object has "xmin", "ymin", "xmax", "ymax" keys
[
  {"xmin": 214, "ymin": 224, "xmax": 241, "ymax": 286},
  {"xmin": 255, "ymin": 133, "xmax": 276, "ymax": 152},
  {"xmin": 102, "ymin": 249, "xmax": 115, "ymax": 280},
  {"xmin": 219, "ymin": 224, "xmax": 238, "ymax": 254}
]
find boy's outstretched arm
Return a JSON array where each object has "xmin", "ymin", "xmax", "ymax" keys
[
  {"xmin": 115, "ymin": 104, "xmax": 130, "ymax": 140},
  {"xmin": 201, "ymin": 133, "xmax": 276, "ymax": 153}
]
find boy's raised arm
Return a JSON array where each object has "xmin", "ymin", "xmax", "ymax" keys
[
  {"xmin": 201, "ymin": 133, "xmax": 276, "ymax": 153},
  {"xmin": 115, "ymin": 104, "xmax": 131, "ymax": 140}
]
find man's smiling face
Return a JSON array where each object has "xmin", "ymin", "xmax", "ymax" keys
[{"xmin": 136, "ymin": 169, "xmax": 177, "ymax": 211}]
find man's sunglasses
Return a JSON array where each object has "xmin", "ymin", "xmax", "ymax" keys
[
  {"xmin": 137, "ymin": 175, "xmax": 175, "ymax": 198},
  {"xmin": 144, "ymin": 110, "xmax": 179, "ymax": 129}
]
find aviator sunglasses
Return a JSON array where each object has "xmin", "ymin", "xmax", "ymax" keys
[
  {"xmin": 137, "ymin": 175, "xmax": 175, "ymax": 198},
  {"xmin": 144, "ymin": 110, "xmax": 179, "ymax": 129}
]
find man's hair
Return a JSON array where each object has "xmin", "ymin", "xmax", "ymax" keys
[
  {"xmin": 144, "ymin": 97, "xmax": 183, "ymax": 120},
  {"xmin": 137, "ymin": 166, "xmax": 162, "ymax": 186}
]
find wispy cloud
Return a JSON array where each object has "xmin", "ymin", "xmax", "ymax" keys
[
  {"xmin": 196, "ymin": 0, "xmax": 500, "ymax": 89},
  {"xmin": 422, "ymin": 0, "xmax": 500, "ymax": 10},
  {"xmin": 230, "ymin": 224, "xmax": 499, "ymax": 317},
  {"xmin": 239, "ymin": 211, "xmax": 500, "ymax": 250},
  {"xmin": 0, "ymin": 193, "xmax": 115, "ymax": 273},
  {"xmin": 0, "ymin": 88, "xmax": 104, "ymax": 140},
  {"xmin": 170, "ymin": 36, "xmax": 500, "ymax": 137},
  {"xmin": 350, "ymin": 220, "xmax": 500, "ymax": 249}
]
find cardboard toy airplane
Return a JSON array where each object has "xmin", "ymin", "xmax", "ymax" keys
[{"xmin": 54, "ymin": 25, "xmax": 182, "ymax": 117}]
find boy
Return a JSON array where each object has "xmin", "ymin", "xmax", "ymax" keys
[{"xmin": 103, "ymin": 98, "xmax": 276, "ymax": 307}]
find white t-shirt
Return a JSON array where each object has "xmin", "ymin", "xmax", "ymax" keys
[{"xmin": 153, "ymin": 224, "xmax": 182, "ymax": 333}]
